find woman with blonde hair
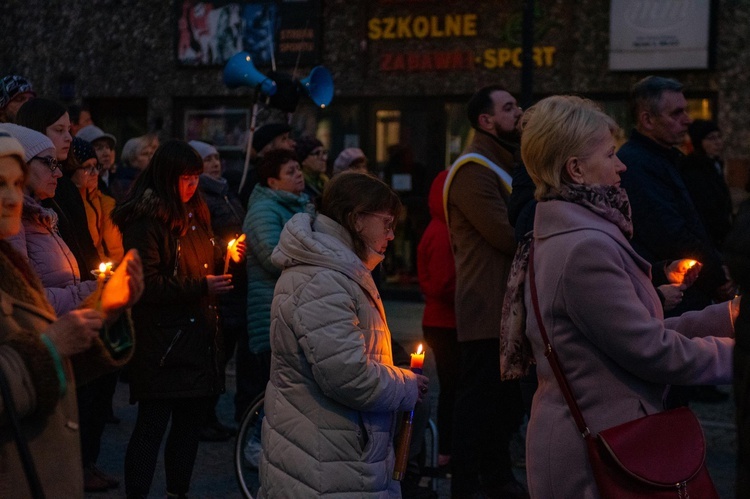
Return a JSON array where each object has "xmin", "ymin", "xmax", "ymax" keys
[
  {"xmin": 110, "ymin": 134, "xmax": 153, "ymax": 202},
  {"xmin": 501, "ymin": 95, "xmax": 736, "ymax": 497}
]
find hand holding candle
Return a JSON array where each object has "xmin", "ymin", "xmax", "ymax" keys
[
  {"xmin": 92, "ymin": 262, "xmax": 114, "ymax": 309},
  {"xmin": 223, "ymin": 233, "xmax": 247, "ymax": 274},
  {"xmin": 393, "ymin": 343, "xmax": 429, "ymax": 481}
]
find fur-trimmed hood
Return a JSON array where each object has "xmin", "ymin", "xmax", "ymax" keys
[
  {"xmin": 112, "ymin": 188, "xmax": 173, "ymax": 230},
  {"xmin": 22, "ymin": 194, "xmax": 58, "ymax": 233}
]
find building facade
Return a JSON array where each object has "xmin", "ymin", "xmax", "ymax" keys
[{"xmin": 3, "ymin": 0, "xmax": 748, "ymax": 292}]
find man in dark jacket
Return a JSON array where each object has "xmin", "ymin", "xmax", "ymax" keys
[
  {"xmin": 618, "ymin": 76, "xmax": 733, "ymax": 315},
  {"xmin": 618, "ymin": 76, "xmax": 734, "ymax": 405},
  {"xmin": 445, "ymin": 85, "xmax": 527, "ymax": 498}
]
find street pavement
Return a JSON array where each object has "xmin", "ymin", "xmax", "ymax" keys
[{"xmin": 90, "ymin": 300, "xmax": 737, "ymax": 498}]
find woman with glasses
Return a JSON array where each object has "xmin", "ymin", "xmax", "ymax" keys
[
  {"xmin": 0, "ymin": 123, "xmax": 99, "ymax": 315},
  {"xmin": 259, "ymin": 172, "xmax": 429, "ymax": 497},
  {"xmin": 295, "ymin": 135, "xmax": 329, "ymax": 203}
]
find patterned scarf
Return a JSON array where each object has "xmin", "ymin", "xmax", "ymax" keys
[{"xmin": 499, "ymin": 183, "xmax": 632, "ymax": 380}]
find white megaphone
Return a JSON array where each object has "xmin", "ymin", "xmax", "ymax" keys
[
  {"xmin": 223, "ymin": 52, "xmax": 277, "ymax": 96},
  {"xmin": 299, "ymin": 66, "xmax": 334, "ymax": 108}
]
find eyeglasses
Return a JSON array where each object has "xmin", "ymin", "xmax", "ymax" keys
[
  {"xmin": 81, "ymin": 163, "xmax": 103, "ymax": 176},
  {"xmin": 31, "ymin": 155, "xmax": 60, "ymax": 173},
  {"xmin": 363, "ymin": 212, "xmax": 396, "ymax": 233},
  {"xmin": 310, "ymin": 149, "xmax": 329, "ymax": 157}
]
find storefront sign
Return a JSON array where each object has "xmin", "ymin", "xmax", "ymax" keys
[
  {"xmin": 609, "ymin": 0, "xmax": 712, "ymax": 70},
  {"xmin": 176, "ymin": 0, "xmax": 321, "ymax": 67},
  {"xmin": 366, "ymin": 2, "xmax": 564, "ymax": 73}
]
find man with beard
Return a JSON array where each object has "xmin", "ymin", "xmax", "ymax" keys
[{"xmin": 444, "ymin": 85, "xmax": 527, "ymax": 498}]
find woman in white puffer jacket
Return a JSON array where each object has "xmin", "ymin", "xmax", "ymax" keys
[{"xmin": 259, "ymin": 173, "xmax": 430, "ymax": 498}]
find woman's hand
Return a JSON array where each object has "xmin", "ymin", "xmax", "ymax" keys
[
  {"xmin": 206, "ymin": 274, "xmax": 233, "ymax": 295},
  {"xmin": 666, "ymin": 259, "xmax": 702, "ymax": 287},
  {"xmin": 415, "ymin": 374, "xmax": 430, "ymax": 404},
  {"xmin": 658, "ymin": 283, "xmax": 685, "ymax": 312},
  {"xmin": 101, "ymin": 249, "xmax": 144, "ymax": 322},
  {"xmin": 234, "ymin": 239, "xmax": 247, "ymax": 261},
  {"xmin": 44, "ymin": 309, "xmax": 104, "ymax": 357}
]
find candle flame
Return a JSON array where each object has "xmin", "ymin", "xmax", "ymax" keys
[
  {"xmin": 416, "ymin": 344, "xmax": 423, "ymax": 355},
  {"xmin": 99, "ymin": 262, "xmax": 108, "ymax": 273},
  {"xmin": 227, "ymin": 238, "xmax": 237, "ymax": 249},
  {"xmin": 686, "ymin": 260, "xmax": 698, "ymax": 269}
]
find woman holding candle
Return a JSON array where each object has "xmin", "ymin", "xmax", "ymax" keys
[
  {"xmin": 112, "ymin": 140, "xmax": 233, "ymax": 498},
  {"xmin": 0, "ymin": 131, "xmax": 143, "ymax": 498},
  {"xmin": 500, "ymin": 95, "xmax": 737, "ymax": 498},
  {"xmin": 259, "ymin": 172, "xmax": 429, "ymax": 497}
]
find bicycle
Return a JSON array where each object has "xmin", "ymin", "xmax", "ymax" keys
[
  {"xmin": 233, "ymin": 391, "xmax": 439, "ymax": 499},
  {"xmin": 234, "ymin": 392, "xmax": 264, "ymax": 499}
]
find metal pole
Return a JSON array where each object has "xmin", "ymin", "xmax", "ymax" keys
[{"xmin": 521, "ymin": 0, "xmax": 535, "ymax": 109}]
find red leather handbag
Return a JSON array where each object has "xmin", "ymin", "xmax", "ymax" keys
[{"xmin": 528, "ymin": 242, "xmax": 719, "ymax": 498}]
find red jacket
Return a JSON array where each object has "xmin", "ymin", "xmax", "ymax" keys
[{"xmin": 417, "ymin": 170, "xmax": 456, "ymax": 328}]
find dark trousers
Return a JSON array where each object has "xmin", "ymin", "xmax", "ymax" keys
[
  {"xmin": 422, "ymin": 325, "xmax": 459, "ymax": 456},
  {"xmin": 124, "ymin": 397, "xmax": 212, "ymax": 497},
  {"xmin": 451, "ymin": 339, "xmax": 523, "ymax": 498},
  {"xmin": 77, "ymin": 370, "xmax": 119, "ymax": 467}
]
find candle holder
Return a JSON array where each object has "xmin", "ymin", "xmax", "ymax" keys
[{"xmin": 393, "ymin": 344, "xmax": 425, "ymax": 481}]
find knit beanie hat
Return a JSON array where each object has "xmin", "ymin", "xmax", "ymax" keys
[
  {"xmin": 688, "ymin": 119, "xmax": 720, "ymax": 149},
  {"xmin": 0, "ymin": 75, "xmax": 35, "ymax": 109},
  {"xmin": 253, "ymin": 123, "xmax": 292, "ymax": 153},
  {"xmin": 0, "ymin": 132, "xmax": 25, "ymax": 165},
  {"xmin": 0, "ymin": 123, "xmax": 55, "ymax": 162},
  {"xmin": 295, "ymin": 135, "xmax": 323, "ymax": 163},
  {"xmin": 71, "ymin": 137, "xmax": 97, "ymax": 164},
  {"xmin": 333, "ymin": 148, "xmax": 366, "ymax": 175},
  {"xmin": 188, "ymin": 140, "xmax": 219, "ymax": 160},
  {"xmin": 77, "ymin": 124, "xmax": 117, "ymax": 148}
]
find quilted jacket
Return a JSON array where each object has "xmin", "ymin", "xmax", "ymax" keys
[{"xmin": 258, "ymin": 213, "xmax": 419, "ymax": 498}]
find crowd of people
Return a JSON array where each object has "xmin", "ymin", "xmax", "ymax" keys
[{"xmin": 0, "ymin": 69, "xmax": 748, "ymax": 499}]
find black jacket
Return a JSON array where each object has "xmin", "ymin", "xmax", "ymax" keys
[
  {"xmin": 618, "ymin": 129, "xmax": 727, "ymax": 310},
  {"xmin": 115, "ymin": 190, "xmax": 224, "ymax": 401},
  {"xmin": 680, "ymin": 152, "xmax": 733, "ymax": 248}
]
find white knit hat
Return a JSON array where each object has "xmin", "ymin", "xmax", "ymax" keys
[
  {"xmin": 77, "ymin": 124, "xmax": 117, "ymax": 147},
  {"xmin": 0, "ymin": 132, "xmax": 25, "ymax": 164},
  {"xmin": 188, "ymin": 140, "xmax": 219, "ymax": 160},
  {"xmin": 0, "ymin": 123, "xmax": 55, "ymax": 162},
  {"xmin": 333, "ymin": 148, "xmax": 366, "ymax": 175}
]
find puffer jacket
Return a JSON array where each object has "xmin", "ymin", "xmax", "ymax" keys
[
  {"xmin": 242, "ymin": 184, "xmax": 311, "ymax": 354},
  {"xmin": 258, "ymin": 213, "xmax": 419, "ymax": 498},
  {"xmin": 6, "ymin": 195, "xmax": 97, "ymax": 316},
  {"xmin": 116, "ymin": 190, "xmax": 224, "ymax": 401}
]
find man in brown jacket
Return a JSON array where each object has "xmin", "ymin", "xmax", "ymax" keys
[{"xmin": 444, "ymin": 85, "xmax": 527, "ymax": 498}]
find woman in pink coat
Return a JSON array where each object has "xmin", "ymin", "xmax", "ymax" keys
[{"xmin": 500, "ymin": 95, "xmax": 738, "ymax": 498}]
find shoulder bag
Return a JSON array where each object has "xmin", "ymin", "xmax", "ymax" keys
[{"xmin": 528, "ymin": 241, "xmax": 719, "ymax": 498}]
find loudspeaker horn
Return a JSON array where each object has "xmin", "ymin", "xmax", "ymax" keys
[
  {"xmin": 299, "ymin": 66, "xmax": 334, "ymax": 108},
  {"xmin": 223, "ymin": 52, "xmax": 277, "ymax": 96}
]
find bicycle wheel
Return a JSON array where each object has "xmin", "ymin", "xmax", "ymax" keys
[{"xmin": 235, "ymin": 392, "xmax": 264, "ymax": 499}]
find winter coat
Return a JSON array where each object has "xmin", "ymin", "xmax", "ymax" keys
[
  {"xmin": 445, "ymin": 130, "xmax": 518, "ymax": 342},
  {"xmin": 109, "ymin": 163, "xmax": 140, "ymax": 204},
  {"xmin": 199, "ymin": 174, "xmax": 248, "ymax": 329},
  {"xmin": 618, "ymin": 129, "xmax": 727, "ymax": 309},
  {"xmin": 0, "ymin": 240, "xmax": 133, "ymax": 499},
  {"xmin": 525, "ymin": 200, "xmax": 735, "ymax": 499},
  {"xmin": 6, "ymin": 195, "xmax": 97, "ymax": 316},
  {"xmin": 116, "ymin": 190, "xmax": 224, "ymax": 401},
  {"xmin": 417, "ymin": 170, "xmax": 456, "ymax": 328},
  {"xmin": 45, "ymin": 175, "xmax": 100, "ymax": 277},
  {"xmin": 680, "ymin": 152, "xmax": 733, "ymax": 249},
  {"xmin": 242, "ymin": 185, "xmax": 311, "ymax": 354},
  {"xmin": 258, "ymin": 213, "xmax": 419, "ymax": 498},
  {"xmin": 81, "ymin": 186, "xmax": 124, "ymax": 264}
]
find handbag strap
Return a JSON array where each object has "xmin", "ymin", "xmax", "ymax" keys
[
  {"xmin": 0, "ymin": 366, "xmax": 47, "ymax": 499},
  {"xmin": 528, "ymin": 241, "xmax": 592, "ymax": 439}
]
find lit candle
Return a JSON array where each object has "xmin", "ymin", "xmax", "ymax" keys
[
  {"xmin": 224, "ymin": 238, "xmax": 237, "ymax": 275},
  {"xmin": 223, "ymin": 233, "xmax": 246, "ymax": 274},
  {"xmin": 410, "ymin": 344, "xmax": 425, "ymax": 373},
  {"xmin": 93, "ymin": 262, "xmax": 113, "ymax": 309}
]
